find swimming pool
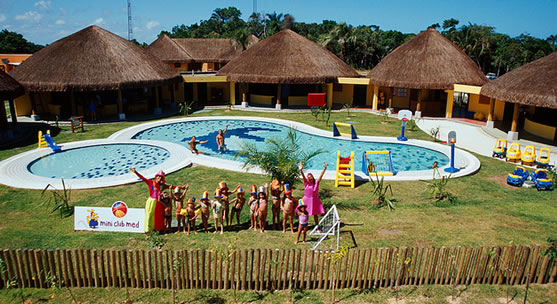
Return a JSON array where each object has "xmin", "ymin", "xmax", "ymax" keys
[
  {"xmin": 0, "ymin": 139, "xmax": 191, "ymax": 190},
  {"xmin": 131, "ymin": 119, "xmax": 449, "ymax": 172},
  {"xmin": 28, "ymin": 143, "xmax": 170, "ymax": 179}
]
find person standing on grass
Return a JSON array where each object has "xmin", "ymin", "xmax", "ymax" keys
[
  {"xmin": 130, "ymin": 168, "xmax": 177, "ymax": 233},
  {"xmin": 295, "ymin": 200, "xmax": 309, "ymax": 244},
  {"xmin": 298, "ymin": 162, "xmax": 327, "ymax": 227}
]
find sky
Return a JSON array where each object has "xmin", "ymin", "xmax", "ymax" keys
[{"xmin": 1, "ymin": 0, "xmax": 556, "ymax": 45}]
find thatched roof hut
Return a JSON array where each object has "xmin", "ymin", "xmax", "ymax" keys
[
  {"xmin": 173, "ymin": 38, "xmax": 242, "ymax": 64},
  {"xmin": 0, "ymin": 70, "xmax": 24, "ymax": 100},
  {"xmin": 146, "ymin": 34, "xmax": 193, "ymax": 63},
  {"xmin": 367, "ymin": 28, "xmax": 487, "ymax": 90},
  {"xmin": 10, "ymin": 25, "xmax": 182, "ymax": 92},
  {"xmin": 217, "ymin": 29, "xmax": 358, "ymax": 84},
  {"xmin": 481, "ymin": 52, "xmax": 557, "ymax": 109},
  {"xmin": 245, "ymin": 34, "xmax": 259, "ymax": 49}
]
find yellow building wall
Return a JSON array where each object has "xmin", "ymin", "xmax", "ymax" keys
[
  {"xmin": 467, "ymin": 94, "xmax": 488, "ymax": 116},
  {"xmin": 14, "ymin": 94, "xmax": 32, "ymax": 116},
  {"xmin": 524, "ymin": 118, "xmax": 556, "ymax": 140},
  {"xmin": 288, "ymin": 96, "xmax": 307, "ymax": 106},
  {"xmin": 333, "ymin": 84, "xmax": 354, "ymax": 105},
  {"xmin": 250, "ymin": 94, "xmax": 273, "ymax": 105},
  {"xmin": 494, "ymin": 99, "xmax": 505, "ymax": 121}
]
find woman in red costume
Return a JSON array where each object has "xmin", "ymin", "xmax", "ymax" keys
[{"xmin": 130, "ymin": 168, "xmax": 175, "ymax": 233}]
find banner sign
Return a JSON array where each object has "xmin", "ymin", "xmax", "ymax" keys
[{"xmin": 74, "ymin": 201, "xmax": 144, "ymax": 233}]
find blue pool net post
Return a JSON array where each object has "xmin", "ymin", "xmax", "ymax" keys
[
  {"xmin": 332, "ymin": 122, "xmax": 357, "ymax": 139},
  {"xmin": 444, "ymin": 131, "xmax": 460, "ymax": 173},
  {"xmin": 362, "ymin": 151, "xmax": 395, "ymax": 176}
]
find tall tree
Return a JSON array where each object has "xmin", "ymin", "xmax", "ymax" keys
[{"xmin": 0, "ymin": 29, "xmax": 43, "ymax": 53}]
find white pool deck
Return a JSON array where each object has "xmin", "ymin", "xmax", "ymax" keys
[
  {"xmin": 0, "ymin": 115, "xmax": 481, "ymax": 190},
  {"xmin": 416, "ymin": 117, "xmax": 557, "ymax": 164}
]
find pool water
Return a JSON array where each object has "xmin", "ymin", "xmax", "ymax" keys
[
  {"xmin": 132, "ymin": 120, "xmax": 449, "ymax": 171},
  {"xmin": 29, "ymin": 144, "xmax": 170, "ymax": 179}
]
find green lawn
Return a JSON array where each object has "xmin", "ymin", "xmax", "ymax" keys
[{"xmin": 0, "ymin": 109, "xmax": 555, "ymax": 252}]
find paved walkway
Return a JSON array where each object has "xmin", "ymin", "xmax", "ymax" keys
[{"xmin": 416, "ymin": 117, "xmax": 557, "ymax": 164}]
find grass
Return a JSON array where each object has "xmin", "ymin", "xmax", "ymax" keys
[
  {"xmin": 1, "ymin": 284, "xmax": 556, "ymax": 303},
  {"xmin": 0, "ymin": 109, "xmax": 556, "ymax": 252}
]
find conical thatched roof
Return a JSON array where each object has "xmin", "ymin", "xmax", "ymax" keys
[
  {"xmin": 9, "ymin": 26, "xmax": 182, "ymax": 92},
  {"xmin": 481, "ymin": 52, "xmax": 557, "ymax": 109},
  {"xmin": 246, "ymin": 34, "xmax": 259, "ymax": 49},
  {"xmin": 367, "ymin": 28, "xmax": 487, "ymax": 90},
  {"xmin": 0, "ymin": 70, "xmax": 24, "ymax": 99},
  {"xmin": 217, "ymin": 29, "xmax": 359, "ymax": 84},
  {"xmin": 173, "ymin": 38, "xmax": 242, "ymax": 63},
  {"xmin": 146, "ymin": 34, "xmax": 193, "ymax": 63}
]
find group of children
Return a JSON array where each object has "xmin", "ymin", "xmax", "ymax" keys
[{"xmin": 160, "ymin": 180, "xmax": 311, "ymax": 244}]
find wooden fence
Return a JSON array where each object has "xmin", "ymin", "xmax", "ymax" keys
[{"xmin": 0, "ymin": 245, "xmax": 555, "ymax": 290}]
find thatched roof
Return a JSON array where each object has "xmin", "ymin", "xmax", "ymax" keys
[
  {"xmin": 367, "ymin": 28, "xmax": 488, "ymax": 90},
  {"xmin": 0, "ymin": 70, "xmax": 24, "ymax": 99},
  {"xmin": 246, "ymin": 34, "xmax": 259, "ymax": 49},
  {"xmin": 216, "ymin": 29, "xmax": 359, "ymax": 84},
  {"xmin": 481, "ymin": 51, "xmax": 557, "ymax": 109},
  {"xmin": 173, "ymin": 38, "xmax": 242, "ymax": 63},
  {"xmin": 9, "ymin": 25, "xmax": 182, "ymax": 92},
  {"xmin": 146, "ymin": 34, "xmax": 193, "ymax": 63}
]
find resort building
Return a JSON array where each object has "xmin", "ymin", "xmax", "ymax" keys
[
  {"xmin": 367, "ymin": 28, "xmax": 489, "ymax": 119},
  {"xmin": 9, "ymin": 26, "xmax": 182, "ymax": 120},
  {"xmin": 216, "ymin": 29, "xmax": 360, "ymax": 108},
  {"xmin": 0, "ymin": 70, "xmax": 24, "ymax": 135},
  {"xmin": 0, "ymin": 54, "xmax": 32, "ymax": 73},
  {"xmin": 147, "ymin": 34, "xmax": 248, "ymax": 105},
  {"xmin": 481, "ymin": 51, "xmax": 557, "ymax": 142}
]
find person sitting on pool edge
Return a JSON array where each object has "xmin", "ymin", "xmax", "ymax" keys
[
  {"xmin": 216, "ymin": 124, "xmax": 228, "ymax": 153},
  {"xmin": 188, "ymin": 136, "xmax": 208, "ymax": 154}
]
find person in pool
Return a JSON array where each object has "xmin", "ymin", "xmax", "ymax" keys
[
  {"xmin": 188, "ymin": 136, "xmax": 208, "ymax": 154},
  {"xmin": 216, "ymin": 124, "xmax": 228, "ymax": 153}
]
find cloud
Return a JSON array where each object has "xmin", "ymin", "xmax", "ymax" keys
[
  {"xmin": 15, "ymin": 11, "xmax": 42, "ymax": 22},
  {"xmin": 0, "ymin": 14, "xmax": 6, "ymax": 22},
  {"xmin": 34, "ymin": 1, "xmax": 51, "ymax": 10},
  {"xmin": 93, "ymin": 18, "xmax": 104, "ymax": 25},
  {"xmin": 145, "ymin": 21, "xmax": 160, "ymax": 30},
  {"xmin": 55, "ymin": 19, "xmax": 65, "ymax": 25}
]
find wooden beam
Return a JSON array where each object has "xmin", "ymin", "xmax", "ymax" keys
[
  {"xmin": 511, "ymin": 103, "xmax": 520, "ymax": 132},
  {"xmin": 416, "ymin": 89, "xmax": 422, "ymax": 112},
  {"xmin": 445, "ymin": 90, "xmax": 454, "ymax": 118},
  {"xmin": 372, "ymin": 85, "xmax": 379, "ymax": 110},
  {"xmin": 326, "ymin": 83, "xmax": 333, "ymax": 108},
  {"xmin": 276, "ymin": 84, "xmax": 281, "ymax": 105},
  {"xmin": 487, "ymin": 98, "xmax": 495, "ymax": 121},
  {"xmin": 230, "ymin": 81, "xmax": 236, "ymax": 105}
]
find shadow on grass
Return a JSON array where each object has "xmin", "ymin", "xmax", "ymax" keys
[{"xmin": 191, "ymin": 290, "xmax": 226, "ymax": 304}]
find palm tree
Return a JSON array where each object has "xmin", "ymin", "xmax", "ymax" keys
[
  {"xmin": 264, "ymin": 12, "xmax": 284, "ymax": 37},
  {"xmin": 234, "ymin": 128, "xmax": 326, "ymax": 185}
]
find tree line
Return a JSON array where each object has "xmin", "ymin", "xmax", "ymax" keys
[
  {"xmin": 1, "ymin": 7, "xmax": 555, "ymax": 76},
  {"xmin": 161, "ymin": 7, "xmax": 556, "ymax": 76}
]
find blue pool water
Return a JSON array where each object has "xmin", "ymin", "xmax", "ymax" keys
[
  {"xmin": 29, "ymin": 144, "xmax": 170, "ymax": 179},
  {"xmin": 133, "ymin": 120, "xmax": 449, "ymax": 171}
]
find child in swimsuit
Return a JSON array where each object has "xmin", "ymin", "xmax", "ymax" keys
[
  {"xmin": 219, "ymin": 182, "xmax": 240, "ymax": 229},
  {"xmin": 171, "ymin": 185, "xmax": 188, "ymax": 234},
  {"xmin": 160, "ymin": 191, "xmax": 173, "ymax": 234},
  {"xmin": 248, "ymin": 185, "xmax": 259, "ymax": 231},
  {"xmin": 229, "ymin": 185, "xmax": 246, "ymax": 227},
  {"xmin": 270, "ymin": 180, "xmax": 283, "ymax": 230},
  {"xmin": 295, "ymin": 199, "xmax": 309, "ymax": 244},
  {"xmin": 199, "ymin": 191, "xmax": 210, "ymax": 233},
  {"xmin": 184, "ymin": 197, "xmax": 198, "ymax": 235},
  {"xmin": 257, "ymin": 183, "xmax": 269, "ymax": 234},
  {"xmin": 211, "ymin": 188, "xmax": 225, "ymax": 235},
  {"xmin": 281, "ymin": 183, "xmax": 297, "ymax": 234}
]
